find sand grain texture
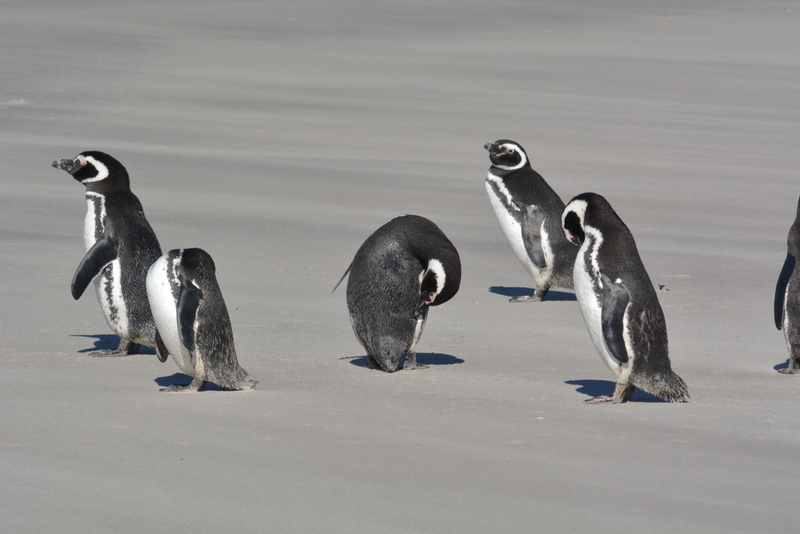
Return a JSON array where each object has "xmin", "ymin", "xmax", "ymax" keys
[{"xmin": 2, "ymin": 1, "xmax": 799, "ymax": 532}]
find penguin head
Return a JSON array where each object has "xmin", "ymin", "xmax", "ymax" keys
[
  {"xmin": 562, "ymin": 196, "xmax": 589, "ymax": 246},
  {"xmin": 178, "ymin": 248, "xmax": 217, "ymax": 291},
  {"xmin": 52, "ymin": 151, "xmax": 130, "ymax": 190},
  {"xmin": 563, "ymin": 192, "xmax": 626, "ymax": 246},
  {"xmin": 484, "ymin": 139, "xmax": 529, "ymax": 171}
]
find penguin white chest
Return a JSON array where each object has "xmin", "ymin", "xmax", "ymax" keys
[
  {"xmin": 573, "ymin": 234, "xmax": 624, "ymax": 378},
  {"xmin": 146, "ymin": 256, "xmax": 196, "ymax": 377},
  {"xmin": 84, "ymin": 193, "xmax": 129, "ymax": 337},
  {"xmin": 485, "ymin": 175, "xmax": 543, "ymax": 281}
]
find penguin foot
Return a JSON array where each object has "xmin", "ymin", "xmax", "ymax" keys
[
  {"xmin": 403, "ymin": 353, "xmax": 429, "ymax": 370},
  {"xmin": 509, "ymin": 287, "xmax": 549, "ymax": 302},
  {"xmin": 585, "ymin": 384, "xmax": 634, "ymax": 404},
  {"xmin": 89, "ymin": 339, "xmax": 141, "ymax": 357},
  {"xmin": 509, "ymin": 294, "xmax": 541, "ymax": 303},
  {"xmin": 778, "ymin": 359, "xmax": 800, "ymax": 374},
  {"xmin": 159, "ymin": 378, "xmax": 206, "ymax": 393},
  {"xmin": 778, "ymin": 367, "xmax": 797, "ymax": 375}
]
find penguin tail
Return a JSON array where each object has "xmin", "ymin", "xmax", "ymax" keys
[
  {"xmin": 331, "ymin": 264, "xmax": 352, "ymax": 294},
  {"xmin": 638, "ymin": 370, "xmax": 689, "ymax": 403},
  {"xmin": 213, "ymin": 365, "xmax": 257, "ymax": 391}
]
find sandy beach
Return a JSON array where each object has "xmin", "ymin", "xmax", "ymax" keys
[{"xmin": 2, "ymin": 1, "xmax": 799, "ymax": 532}]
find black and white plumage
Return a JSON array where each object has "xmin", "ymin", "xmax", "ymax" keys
[
  {"xmin": 146, "ymin": 248, "xmax": 256, "ymax": 392},
  {"xmin": 53, "ymin": 151, "xmax": 162, "ymax": 356},
  {"xmin": 484, "ymin": 139, "xmax": 576, "ymax": 302},
  {"xmin": 335, "ymin": 215, "xmax": 461, "ymax": 372},
  {"xmin": 561, "ymin": 193, "xmax": 688, "ymax": 403},
  {"xmin": 774, "ymin": 195, "xmax": 800, "ymax": 374}
]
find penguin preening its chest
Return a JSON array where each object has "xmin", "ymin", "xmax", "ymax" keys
[
  {"xmin": 53, "ymin": 151, "xmax": 162, "ymax": 356},
  {"xmin": 484, "ymin": 139, "xmax": 575, "ymax": 302},
  {"xmin": 146, "ymin": 248, "xmax": 256, "ymax": 392},
  {"xmin": 334, "ymin": 215, "xmax": 461, "ymax": 372},
  {"xmin": 562, "ymin": 192, "xmax": 688, "ymax": 403},
  {"xmin": 774, "ymin": 195, "xmax": 800, "ymax": 374}
]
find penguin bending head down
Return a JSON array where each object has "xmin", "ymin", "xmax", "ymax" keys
[
  {"xmin": 52, "ymin": 151, "xmax": 161, "ymax": 356},
  {"xmin": 335, "ymin": 215, "xmax": 461, "ymax": 372},
  {"xmin": 146, "ymin": 248, "xmax": 257, "ymax": 392},
  {"xmin": 774, "ymin": 195, "xmax": 800, "ymax": 374},
  {"xmin": 561, "ymin": 193, "xmax": 688, "ymax": 403},
  {"xmin": 484, "ymin": 139, "xmax": 575, "ymax": 302}
]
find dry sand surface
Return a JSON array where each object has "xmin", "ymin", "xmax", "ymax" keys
[{"xmin": 2, "ymin": 1, "xmax": 800, "ymax": 532}]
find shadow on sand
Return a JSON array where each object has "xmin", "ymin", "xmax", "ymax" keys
[
  {"xmin": 773, "ymin": 360, "xmax": 792, "ymax": 373},
  {"xmin": 341, "ymin": 352, "xmax": 464, "ymax": 370},
  {"xmin": 488, "ymin": 286, "xmax": 576, "ymax": 302},
  {"xmin": 566, "ymin": 379, "xmax": 664, "ymax": 403},
  {"xmin": 154, "ymin": 373, "xmax": 229, "ymax": 391},
  {"xmin": 71, "ymin": 334, "xmax": 155, "ymax": 355}
]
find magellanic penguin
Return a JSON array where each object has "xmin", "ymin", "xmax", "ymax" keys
[
  {"xmin": 53, "ymin": 151, "xmax": 161, "ymax": 356},
  {"xmin": 774, "ymin": 194, "xmax": 800, "ymax": 374},
  {"xmin": 561, "ymin": 193, "xmax": 688, "ymax": 403},
  {"xmin": 334, "ymin": 215, "xmax": 461, "ymax": 372},
  {"xmin": 484, "ymin": 139, "xmax": 576, "ymax": 302},
  {"xmin": 146, "ymin": 248, "xmax": 256, "ymax": 392}
]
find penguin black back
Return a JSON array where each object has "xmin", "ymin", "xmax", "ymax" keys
[{"xmin": 339, "ymin": 215, "xmax": 461, "ymax": 372}]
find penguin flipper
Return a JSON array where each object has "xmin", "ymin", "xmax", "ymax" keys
[
  {"xmin": 775, "ymin": 252, "xmax": 795, "ymax": 330},
  {"xmin": 71, "ymin": 232, "xmax": 118, "ymax": 300},
  {"xmin": 177, "ymin": 274, "xmax": 203, "ymax": 354},
  {"xmin": 600, "ymin": 274, "xmax": 631, "ymax": 365},
  {"xmin": 518, "ymin": 204, "xmax": 546, "ymax": 269},
  {"xmin": 154, "ymin": 329, "xmax": 169, "ymax": 363}
]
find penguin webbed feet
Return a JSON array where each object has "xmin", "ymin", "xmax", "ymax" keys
[
  {"xmin": 402, "ymin": 352, "xmax": 429, "ymax": 370},
  {"xmin": 89, "ymin": 339, "xmax": 141, "ymax": 357},
  {"xmin": 159, "ymin": 378, "xmax": 206, "ymax": 393},
  {"xmin": 509, "ymin": 286, "xmax": 549, "ymax": 303},
  {"xmin": 777, "ymin": 357, "xmax": 800, "ymax": 374},
  {"xmin": 584, "ymin": 384, "xmax": 635, "ymax": 404}
]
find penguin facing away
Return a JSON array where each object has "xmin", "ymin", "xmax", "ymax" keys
[
  {"xmin": 52, "ymin": 151, "xmax": 162, "ymax": 356},
  {"xmin": 146, "ymin": 248, "xmax": 256, "ymax": 392},
  {"xmin": 561, "ymin": 192, "xmax": 688, "ymax": 403},
  {"xmin": 774, "ymin": 194, "xmax": 800, "ymax": 374},
  {"xmin": 334, "ymin": 215, "xmax": 461, "ymax": 372},
  {"xmin": 484, "ymin": 139, "xmax": 576, "ymax": 302}
]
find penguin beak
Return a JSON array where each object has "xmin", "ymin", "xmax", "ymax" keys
[
  {"xmin": 52, "ymin": 158, "xmax": 82, "ymax": 174},
  {"xmin": 566, "ymin": 231, "xmax": 582, "ymax": 246}
]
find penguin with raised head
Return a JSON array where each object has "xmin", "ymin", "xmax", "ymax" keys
[
  {"xmin": 774, "ymin": 195, "xmax": 800, "ymax": 374},
  {"xmin": 53, "ymin": 151, "xmax": 161, "ymax": 356},
  {"xmin": 484, "ymin": 139, "xmax": 575, "ymax": 302},
  {"xmin": 561, "ymin": 192, "xmax": 688, "ymax": 403},
  {"xmin": 146, "ymin": 248, "xmax": 256, "ymax": 392},
  {"xmin": 334, "ymin": 215, "xmax": 461, "ymax": 372}
]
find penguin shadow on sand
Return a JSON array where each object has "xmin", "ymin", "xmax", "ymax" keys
[
  {"xmin": 72, "ymin": 334, "xmax": 155, "ymax": 355},
  {"xmin": 773, "ymin": 361, "xmax": 794, "ymax": 374},
  {"xmin": 342, "ymin": 352, "xmax": 464, "ymax": 370},
  {"xmin": 489, "ymin": 286, "xmax": 576, "ymax": 302},
  {"xmin": 154, "ymin": 373, "xmax": 232, "ymax": 392},
  {"xmin": 566, "ymin": 379, "xmax": 664, "ymax": 403}
]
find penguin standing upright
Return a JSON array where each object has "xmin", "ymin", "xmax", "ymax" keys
[
  {"xmin": 53, "ymin": 151, "xmax": 162, "ymax": 356},
  {"xmin": 484, "ymin": 139, "xmax": 576, "ymax": 302},
  {"xmin": 335, "ymin": 215, "xmax": 461, "ymax": 372},
  {"xmin": 774, "ymin": 195, "xmax": 800, "ymax": 374},
  {"xmin": 561, "ymin": 192, "xmax": 688, "ymax": 403},
  {"xmin": 146, "ymin": 248, "xmax": 256, "ymax": 392}
]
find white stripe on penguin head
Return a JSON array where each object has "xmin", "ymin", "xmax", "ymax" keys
[{"xmin": 79, "ymin": 155, "xmax": 110, "ymax": 184}]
